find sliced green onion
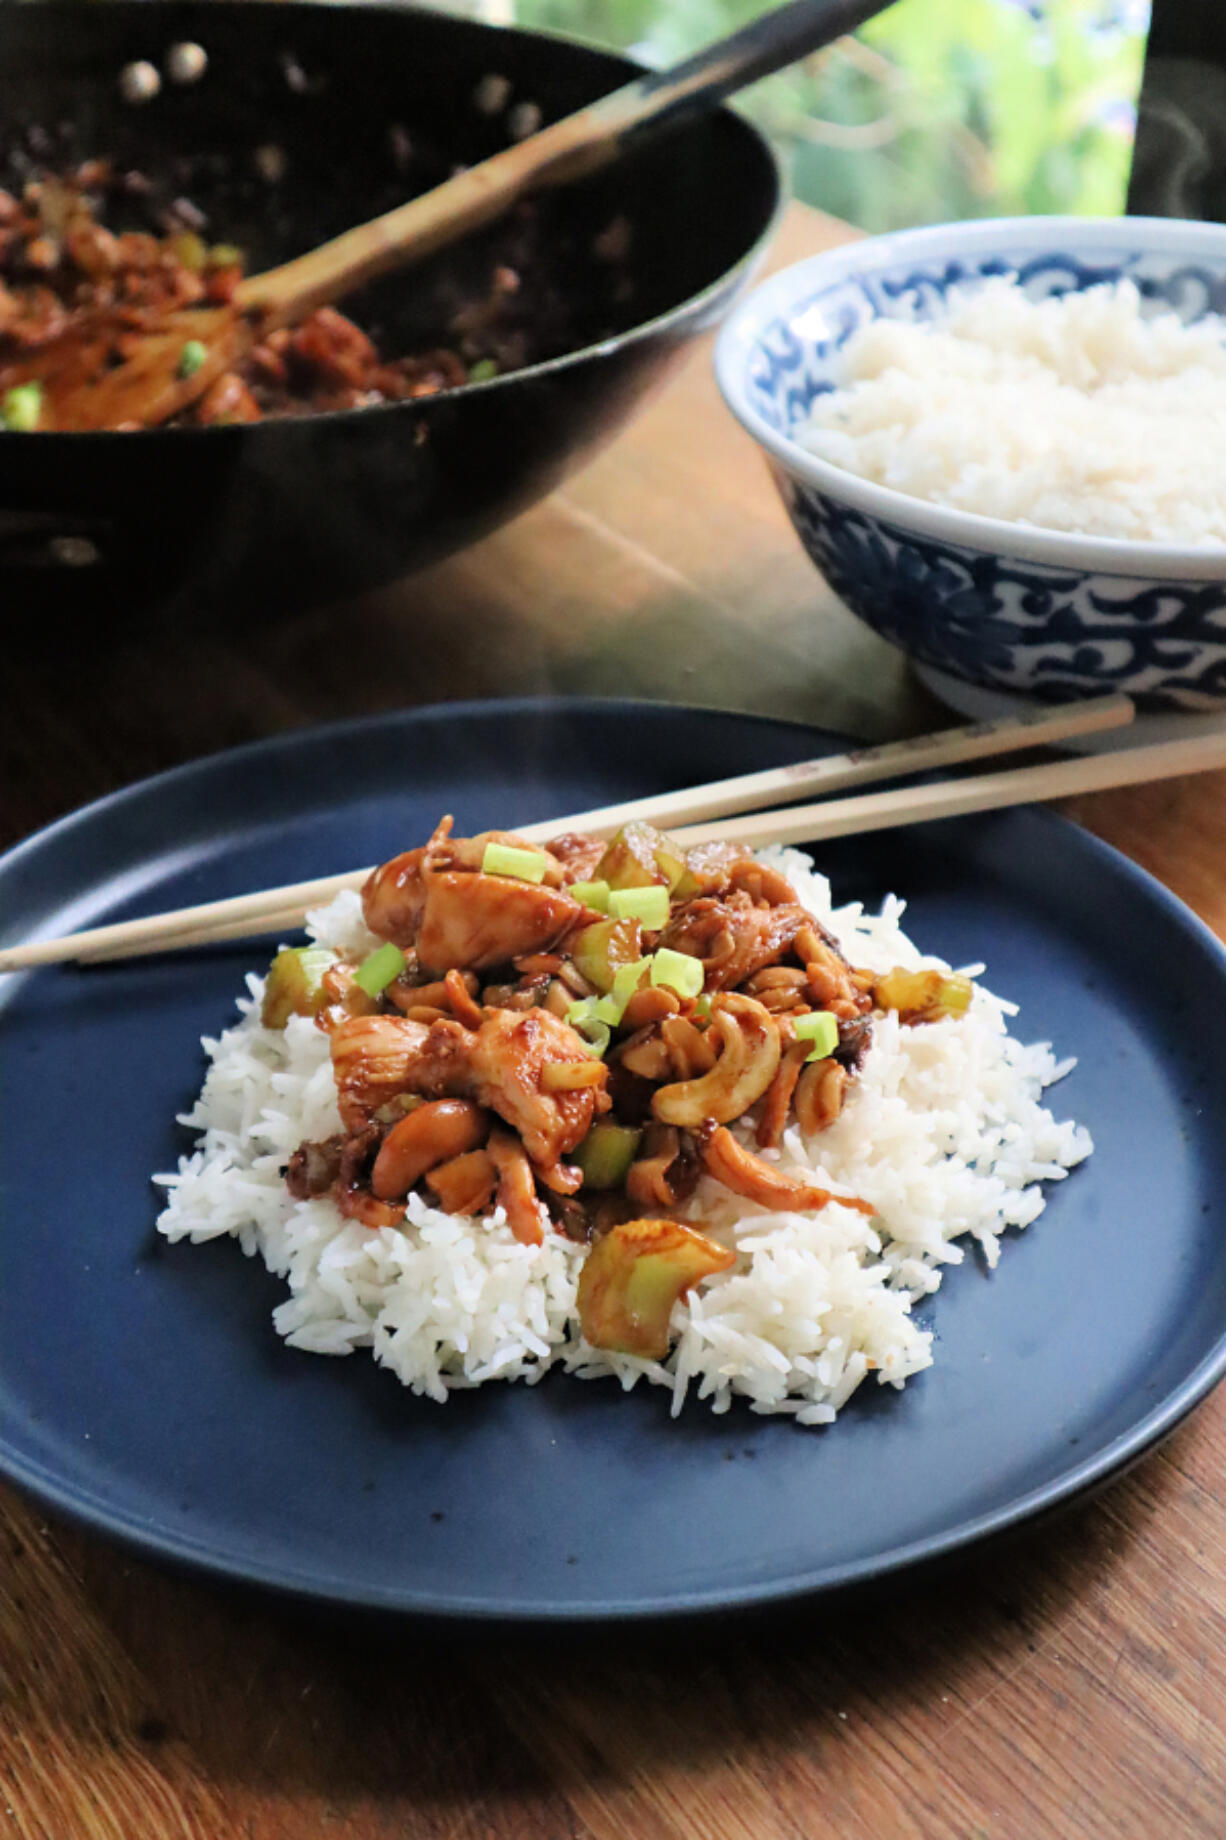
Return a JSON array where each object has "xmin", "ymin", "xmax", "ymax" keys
[
  {"xmin": 171, "ymin": 230, "xmax": 207, "ymax": 272},
  {"xmin": 468, "ymin": 357, "xmax": 498, "ymax": 382},
  {"xmin": 609, "ymin": 956, "xmax": 654, "ymax": 1020},
  {"xmin": 2, "ymin": 383, "xmax": 42, "ymax": 431},
  {"xmin": 608, "ymin": 885, "xmax": 669, "ymax": 928},
  {"xmin": 353, "ymin": 941, "xmax": 406, "ymax": 997},
  {"xmin": 260, "ymin": 945, "xmax": 337, "ymax": 1029},
  {"xmin": 207, "ymin": 242, "xmax": 242, "ymax": 268},
  {"xmin": 937, "ymin": 974, "xmax": 974, "ymax": 1017},
  {"xmin": 571, "ymin": 915, "xmax": 640, "ymax": 993},
  {"xmin": 567, "ymin": 879, "xmax": 611, "ymax": 913},
  {"xmin": 579, "ymin": 1020, "xmax": 610, "ymax": 1058},
  {"xmin": 650, "ymin": 947, "xmax": 704, "ymax": 1000},
  {"xmin": 793, "ymin": 1011, "xmax": 840, "ymax": 1062},
  {"xmin": 481, "ymin": 841, "xmax": 548, "ymax": 883},
  {"xmin": 177, "ymin": 338, "xmax": 207, "ymax": 379},
  {"xmin": 594, "ymin": 995, "xmax": 622, "ymax": 1027},
  {"xmin": 573, "ymin": 1121, "xmax": 643, "ymax": 1190},
  {"xmin": 692, "ymin": 993, "xmax": 712, "ymax": 1021},
  {"xmin": 564, "ymin": 998, "xmax": 610, "ymax": 1059}
]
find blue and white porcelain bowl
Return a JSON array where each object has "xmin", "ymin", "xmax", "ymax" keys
[{"xmin": 715, "ymin": 217, "xmax": 1226, "ymax": 710}]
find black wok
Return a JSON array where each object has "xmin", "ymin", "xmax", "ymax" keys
[{"xmin": 0, "ymin": 2, "xmax": 781, "ymax": 620}]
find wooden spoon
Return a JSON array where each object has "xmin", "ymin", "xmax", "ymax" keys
[{"xmin": 2, "ymin": 0, "xmax": 895, "ymax": 431}]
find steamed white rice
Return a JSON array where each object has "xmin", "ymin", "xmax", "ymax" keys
[
  {"xmin": 798, "ymin": 275, "xmax": 1226, "ymax": 545},
  {"xmin": 155, "ymin": 849, "xmax": 1092, "ymax": 1425}
]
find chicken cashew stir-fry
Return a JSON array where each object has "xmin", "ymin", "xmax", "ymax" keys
[
  {"xmin": 0, "ymin": 167, "xmax": 537, "ymax": 429},
  {"xmin": 267, "ymin": 819, "xmax": 974, "ymax": 1359}
]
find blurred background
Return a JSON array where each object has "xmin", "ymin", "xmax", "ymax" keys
[{"xmin": 451, "ymin": 0, "xmax": 1150, "ymax": 233}]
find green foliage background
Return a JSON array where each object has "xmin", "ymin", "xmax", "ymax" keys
[{"xmin": 512, "ymin": 0, "xmax": 1148, "ymax": 232}]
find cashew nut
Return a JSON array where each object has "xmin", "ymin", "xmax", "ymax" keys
[
  {"xmin": 794, "ymin": 1058, "xmax": 847, "ymax": 1136},
  {"xmin": 703, "ymin": 1125, "xmax": 873, "ymax": 1215},
  {"xmin": 652, "ymin": 993, "xmax": 780, "ymax": 1127},
  {"xmin": 371, "ymin": 1098, "xmax": 490, "ymax": 1200},
  {"xmin": 488, "ymin": 1126, "xmax": 547, "ymax": 1246}
]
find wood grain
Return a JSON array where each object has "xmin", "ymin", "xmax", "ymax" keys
[{"xmin": 3, "ymin": 200, "xmax": 1226, "ymax": 1840}]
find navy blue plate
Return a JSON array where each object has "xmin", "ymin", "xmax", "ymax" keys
[{"xmin": 3, "ymin": 698, "xmax": 1226, "ymax": 1621}]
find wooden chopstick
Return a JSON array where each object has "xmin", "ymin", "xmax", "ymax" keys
[
  {"xmin": 512, "ymin": 693, "xmax": 1134, "ymax": 837},
  {"xmin": 670, "ymin": 730, "xmax": 1226, "ymax": 849},
  {"xmin": 82, "ymin": 905, "xmax": 312, "ymax": 963},
  {"xmin": 0, "ymin": 696, "xmax": 1136, "ymax": 973}
]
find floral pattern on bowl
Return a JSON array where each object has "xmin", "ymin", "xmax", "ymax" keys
[{"xmin": 716, "ymin": 219, "xmax": 1226, "ymax": 710}]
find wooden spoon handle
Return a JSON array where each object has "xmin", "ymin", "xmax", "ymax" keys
[
  {"xmin": 234, "ymin": 100, "xmax": 635, "ymax": 325},
  {"xmin": 623, "ymin": 0, "xmax": 899, "ymax": 132},
  {"xmin": 237, "ymin": 0, "xmax": 894, "ymax": 328}
]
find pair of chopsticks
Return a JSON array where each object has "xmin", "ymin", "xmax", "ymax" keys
[{"xmin": 2, "ymin": 692, "xmax": 1224, "ymax": 975}]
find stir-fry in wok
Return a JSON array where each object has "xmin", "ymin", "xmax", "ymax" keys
[
  {"xmin": 0, "ymin": 164, "xmax": 613, "ymax": 428},
  {"xmin": 264, "ymin": 819, "xmax": 973, "ymax": 1359}
]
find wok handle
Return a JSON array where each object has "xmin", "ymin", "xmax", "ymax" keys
[{"xmin": 238, "ymin": 0, "xmax": 896, "ymax": 327}]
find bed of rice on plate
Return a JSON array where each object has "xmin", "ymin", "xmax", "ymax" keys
[{"xmin": 155, "ymin": 848, "xmax": 1092, "ymax": 1426}]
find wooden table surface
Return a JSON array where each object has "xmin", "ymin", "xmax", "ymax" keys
[{"xmin": 4, "ymin": 202, "xmax": 1226, "ymax": 1840}]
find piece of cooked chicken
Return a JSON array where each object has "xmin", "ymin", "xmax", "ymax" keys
[
  {"xmin": 329, "ymin": 1005, "xmax": 608, "ymax": 1171},
  {"xmin": 362, "ymin": 818, "xmax": 582, "ymax": 972}
]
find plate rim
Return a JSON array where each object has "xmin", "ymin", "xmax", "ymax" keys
[{"xmin": 4, "ymin": 694, "xmax": 1226, "ymax": 1621}]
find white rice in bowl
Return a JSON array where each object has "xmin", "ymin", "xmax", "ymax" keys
[
  {"xmin": 155, "ymin": 848, "xmax": 1092, "ymax": 1425},
  {"xmin": 797, "ymin": 275, "xmax": 1226, "ymax": 545}
]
